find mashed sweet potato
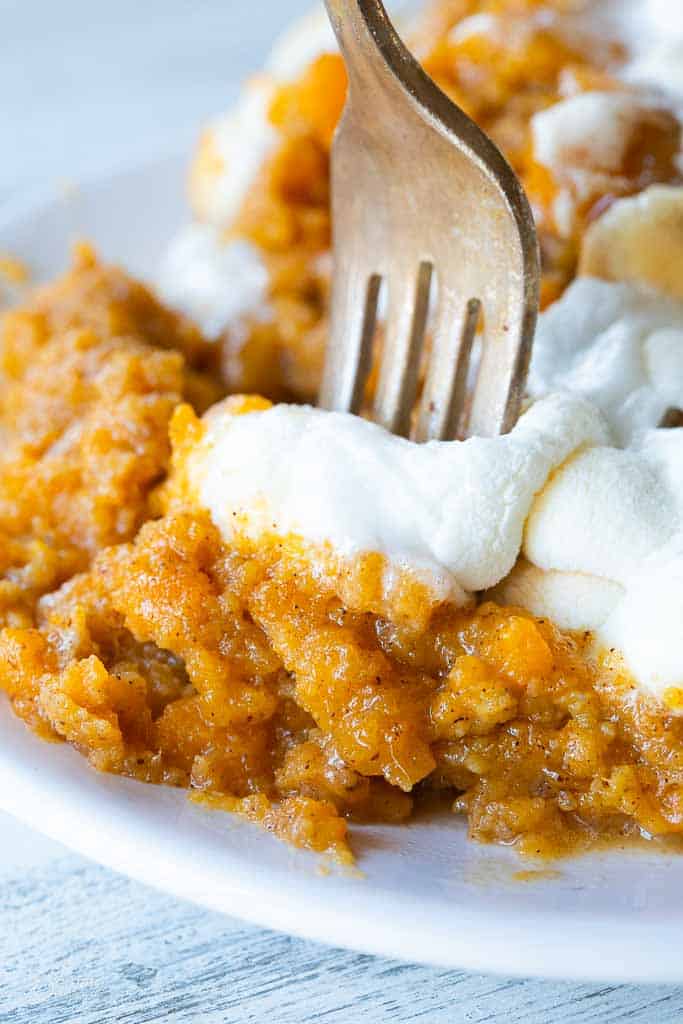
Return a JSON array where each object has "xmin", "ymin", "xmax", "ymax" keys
[
  {"xmin": 3, "ymin": 355, "xmax": 683, "ymax": 861},
  {"xmin": 1, "ymin": 0, "xmax": 682, "ymax": 864},
  {"xmin": 0, "ymin": 244, "xmax": 222, "ymax": 628}
]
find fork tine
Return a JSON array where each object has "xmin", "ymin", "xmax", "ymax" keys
[
  {"xmin": 414, "ymin": 296, "xmax": 481, "ymax": 442},
  {"xmin": 320, "ymin": 266, "xmax": 382, "ymax": 415},
  {"xmin": 322, "ymin": 0, "xmax": 540, "ymax": 439},
  {"xmin": 467, "ymin": 296, "xmax": 537, "ymax": 438},
  {"xmin": 373, "ymin": 261, "xmax": 433, "ymax": 437}
]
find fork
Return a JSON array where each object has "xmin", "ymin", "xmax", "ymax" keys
[{"xmin": 319, "ymin": 0, "xmax": 540, "ymax": 440}]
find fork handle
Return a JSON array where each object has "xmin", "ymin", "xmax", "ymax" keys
[{"xmin": 323, "ymin": 0, "xmax": 407, "ymax": 96}]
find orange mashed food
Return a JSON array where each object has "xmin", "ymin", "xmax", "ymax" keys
[
  {"xmin": 0, "ymin": 244, "xmax": 222, "ymax": 628},
  {"xmin": 1, "ymin": 0, "xmax": 682, "ymax": 863},
  {"xmin": 2, "ymin": 260, "xmax": 683, "ymax": 864},
  {"xmin": 199, "ymin": 0, "xmax": 681, "ymax": 400}
]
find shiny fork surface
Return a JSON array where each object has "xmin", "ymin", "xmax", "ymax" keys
[{"xmin": 320, "ymin": 0, "xmax": 540, "ymax": 440}]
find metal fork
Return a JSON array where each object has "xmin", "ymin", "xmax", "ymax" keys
[{"xmin": 319, "ymin": 0, "xmax": 540, "ymax": 440}]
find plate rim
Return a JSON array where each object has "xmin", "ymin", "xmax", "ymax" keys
[{"xmin": 5, "ymin": 698, "xmax": 683, "ymax": 985}]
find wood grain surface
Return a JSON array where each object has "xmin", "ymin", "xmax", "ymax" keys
[{"xmin": 2, "ymin": 853, "xmax": 683, "ymax": 1024}]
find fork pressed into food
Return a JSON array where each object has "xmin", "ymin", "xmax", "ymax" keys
[{"xmin": 320, "ymin": 0, "xmax": 540, "ymax": 440}]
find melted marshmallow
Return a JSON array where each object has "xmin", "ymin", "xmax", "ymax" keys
[
  {"xmin": 625, "ymin": 42, "xmax": 683, "ymax": 108},
  {"xmin": 524, "ymin": 443, "xmax": 679, "ymax": 579},
  {"xmin": 157, "ymin": 9, "xmax": 336, "ymax": 337},
  {"xmin": 528, "ymin": 0, "xmax": 683, "ymax": 236},
  {"xmin": 193, "ymin": 80, "xmax": 278, "ymax": 228},
  {"xmin": 156, "ymin": 225, "xmax": 270, "ymax": 340},
  {"xmin": 158, "ymin": 72, "xmax": 276, "ymax": 335},
  {"xmin": 529, "ymin": 277, "xmax": 683, "ymax": 444},
  {"xmin": 189, "ymin": 394, "xmax": 608, "ymax": 603},
  {"xmin": 496, "ymin": 427, "xmax": 683, "ymax": 700},
  {"xmin": 531, "ymin": 92, "xmax": 657, "ymax": 179},
  {"xmin": 189, "ymin": 5, "xmax": 340, "ymax": 232},
  {"xmin": 530, "ymin": 90, "xmax": 679, "ymax": 235},
  {"xmin": 620, "ymin": 0, "xmax": 683, "ymax": 104},
  {"xmin": 266, "ymin": 8, "xmax": 336, "ymax": 80},
  {"xmin": 492, "ymin": 562, "xmax": 624, "ymax": 632},
  {"xmin": 600, "ymin": 535, "xmax": 683, "ymax": 698},
  {"xmin": 575, "ymin": 0, "xmax": 683, "ymax": 99}
]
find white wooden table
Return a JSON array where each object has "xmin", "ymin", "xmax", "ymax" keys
[{"xmin": 2, "ymin": 2, "xmax": 682, "ymax": 1019}]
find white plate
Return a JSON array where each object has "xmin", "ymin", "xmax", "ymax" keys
[{"xmin": 2, "ymin": 158, "xmax": 683, "ymax": 984}]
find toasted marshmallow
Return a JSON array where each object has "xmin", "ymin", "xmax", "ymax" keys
[
  {"xmin": 531, "ymin": 91, "xmax": 680, "ymax": 235},
  {"xmin": 580, "ymin": 186, "xmax": 683, "ymax": 300}
]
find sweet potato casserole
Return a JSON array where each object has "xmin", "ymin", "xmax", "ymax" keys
[{"xmin": 1, "ymin": 0, "xmax": 682, "ymax": 863}]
